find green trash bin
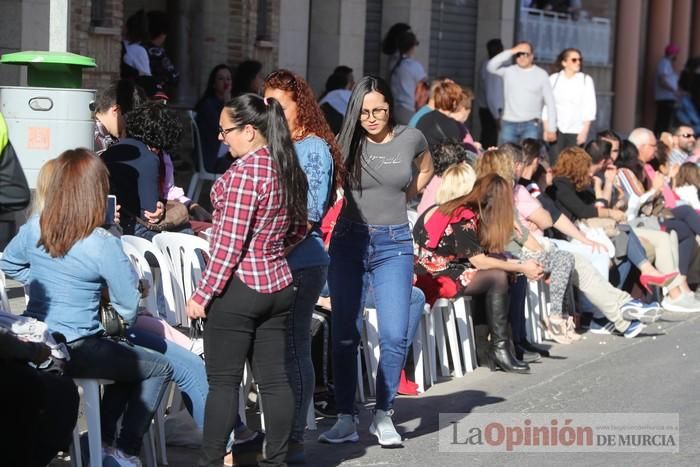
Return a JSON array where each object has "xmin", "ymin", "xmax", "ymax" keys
[{"xmin": 0, "ymin": 50, "xmax": 96, "ymax": 88}]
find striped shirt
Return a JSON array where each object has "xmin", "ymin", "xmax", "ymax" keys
[{"xmin": 192, "ymin": 146, "xmax": 306, "ymax": 307}]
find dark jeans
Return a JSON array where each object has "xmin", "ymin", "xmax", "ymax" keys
[
  {"xmin": 479, "ymin": 107, "xmax": 499, "ymax": 149},
  {"xmin": 199, "ymin": 274, "xmax": 294, "ymax": 467},
  {"xmin": 287, "ymin": 265, "xmax": 328, "ymax": 442},
  {"xmin": 1, "ymin": 361, "xmax": 79, "ymax": 467},
  {"xmin": 509, "ymin": 275, "xmax": 529, "ymax": 344},
  {"xmin": 549, "ymin": 132, "xmax": 580, "ymax": 165},
  {"xmin": 67, "ymin": 336, "xmax": 173, "ymax": 456},
  {"xmin": 655, "ymin": 100, "xmax": 676, "ymax": 135},
  {"xmin": 664, "ymin": 205, "xmax": 700, "ymax": 274}
]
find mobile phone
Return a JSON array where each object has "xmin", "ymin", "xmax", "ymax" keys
[{"xmin": 105, "ymin": 195, "xmax": 117, "ymax": 225}]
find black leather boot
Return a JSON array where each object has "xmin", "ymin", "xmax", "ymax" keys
[{"xmin": 486, "ymin": 293, "xmax": 530, "ymax": 374}]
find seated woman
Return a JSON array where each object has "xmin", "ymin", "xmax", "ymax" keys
[
  {"xmin": 552, "ymin": 143, "xmax": 700, "ymax": 311},
  {"xmin": 672, "ymin": 162, "xmax": 700, "ymax": 210},
  {"xmin": 477, "ymin": 149, "xmax": 579, "ymax": 344},
  {"xmin": 417, "ymin": 142, "xmax": 478, "ymax": 215},
  {"xmin": 414, "ymin": 164, "xmax": 545, "ymax": 372},
  {"xmin": 103, "ymin": 101, "xmax": 192, "ymax": 239},
  {"xmin": 0, "ymin": 149, "xmax": 173, "ymax": 466},
  {"xmin": 416, "ymin": 81, "xmax": 475, "ymax": 152}
]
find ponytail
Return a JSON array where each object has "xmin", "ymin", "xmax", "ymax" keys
[
  {"xmin": 263, "ymin": 97, "xmax": 308, "ymax": 224},
  {"xmin": 223, "ymin": 93, "xmax": 308, "ymax": 226}
]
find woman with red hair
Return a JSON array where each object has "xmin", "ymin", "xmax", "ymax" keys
[{"xmin": 263, "ymin": 69, "xmax": 344, "ymax": 463}]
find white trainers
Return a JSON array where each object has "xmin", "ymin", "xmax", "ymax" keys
[
  {"xmin": 369, "ymin": 409, "xmax": 402, "ymax": 447},
  {"xmin": 662, "ymin": 294, "xmax": 700, "ymax": 313},
  {"xmin": 103, "ymin": 448, "xmax": 142, "ymax": 467},
  {"xmin": 318, "ymin": 414, "xmax": 359, "ymax": 444}
]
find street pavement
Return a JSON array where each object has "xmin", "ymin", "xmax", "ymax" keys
[{"xmin": 6, "ymin": 278, "xmax": 693, "ymax": 467}]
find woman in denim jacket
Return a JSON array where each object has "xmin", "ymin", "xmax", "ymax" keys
[{"xmin": 0, "ymin": 148, "xmax": 173, "ymax": 467}]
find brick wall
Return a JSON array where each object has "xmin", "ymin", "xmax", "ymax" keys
[{"xmin": 70, "ymin": 0, "xmax": 124, "ymax": 91}]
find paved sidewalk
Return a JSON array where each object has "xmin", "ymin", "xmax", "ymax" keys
[{"xmin": 4, "ymin": 278, "xmax": 694, "ymax": 467}]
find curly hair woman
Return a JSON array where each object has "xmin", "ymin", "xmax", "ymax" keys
[
  {"xmin": 262, "ymin": 69, "xmax": 343, "ymax": 462},
  {"xmin": 102, "ymin": 101, "xmax": 183, "ymax": 239}
]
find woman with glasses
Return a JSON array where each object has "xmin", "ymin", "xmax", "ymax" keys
[
  {"xmin": 186, "ymin": 93, "xmax": 309, "ymax": 466},
  {"xmin": 543, "ymin": 48, "xmax": 597, "ymax": 164},
  {"xmin": 319, "ymin": 75, "xmax": 433, "ymax": 447}
]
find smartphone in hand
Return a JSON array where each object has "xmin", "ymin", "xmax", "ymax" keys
[{"xmin": 105, "ymin": 195, "xmax": 117, "ymax": 225}]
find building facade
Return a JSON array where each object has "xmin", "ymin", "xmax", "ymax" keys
[{"xmin": 2, "ymin": 1, "xmax": 698, "ymax": 135}]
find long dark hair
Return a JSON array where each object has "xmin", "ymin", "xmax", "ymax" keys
[
  {"xmin": 337, "ymin": 75, "xmax": 395, "ymax": 189},
  {"xmin": 223, "ymin": 94, "xmax": 308, "ymax": 225},
  {"xmin": 195, "ymin": 64, "xmax": 233, "ymax": 109},
  {"xmin": 382, "ymin": 23, "xmax": 412, "ymax": 55},
  {"xmin": 615, "ymin": 139, "xmax": 644, "ymax": 181},
  {"xmin": 232, "ymin": 60, "xmax": 263, "ymax": 96}
]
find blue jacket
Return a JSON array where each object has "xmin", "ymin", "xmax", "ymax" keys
[{"xmin": 0, "ymin": 217, "xmax": 141, "ymax": 342}]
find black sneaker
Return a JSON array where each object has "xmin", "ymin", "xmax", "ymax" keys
[{"xmin": 314, "ymin": 391, "xmax": 338, "ymax": 418}]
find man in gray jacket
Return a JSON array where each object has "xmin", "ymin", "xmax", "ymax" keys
[{"xmin": 487, "ymin": 41, "xmax": 557, "ymax": 145}]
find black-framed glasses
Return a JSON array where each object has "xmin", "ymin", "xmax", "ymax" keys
[
  {"xmin": 218, "ymin": 125, "xmax": 240, "ymax": 137},
  {"xmin": 360, "ymin": 108, "xmax": 389, "ymax": 121}
]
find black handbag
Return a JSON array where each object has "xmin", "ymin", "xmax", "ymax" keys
[{"xmin": 100, "ymin": 302, "xmax": 126, "ymax": 337}]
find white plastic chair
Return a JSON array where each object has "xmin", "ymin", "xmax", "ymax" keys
[
  {"xmin": 120, "ymin": 241, "xmax": 158, "ymax": 315},
  {"xmin": 525, "ymin": 279, "xmax": 548, "ymax": 344},
  {"xmin": 121, "ymin": 235, "xmax": 184, "ymax": 326},
  {"xmin": 152, "ymin": 232, "xmax": 210, "ymax": 307},
  {"xmin": 70, "ymin": 378, "xmax": 161, "ymax": 467},
  {"xmin": 186, "ymin": 110, "xmax": 221, "ymax": 202},
  {"xmin": 0, "ymin": 268, "xmax": 11, "ymax": 312}
]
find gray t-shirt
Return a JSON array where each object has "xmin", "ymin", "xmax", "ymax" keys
[{"xmin": 343, "ymin": 125, "xmax": 429, "ymax": 225}]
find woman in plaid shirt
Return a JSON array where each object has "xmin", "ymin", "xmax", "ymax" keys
[{"xmin": 186, "ymin": 93, "xmax": 308, "ymax": 466}]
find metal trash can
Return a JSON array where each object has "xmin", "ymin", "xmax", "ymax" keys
[{"xmin": 0, "ymin": 51, "xmax": 96, "ymax": 188}]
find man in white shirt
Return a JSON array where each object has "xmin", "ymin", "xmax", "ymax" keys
[
  {"xmin": 487, "ymin": 41, "xmax": 557, "ymax": 145},
  {"xmin": 477, "ymin": 39, "xmax": 505, "ymax": 148},
  {"xmin": 655, "ymin": 44, "xmax": 680, "ymax": 135}
]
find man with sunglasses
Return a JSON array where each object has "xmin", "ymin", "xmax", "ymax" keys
[
  {"xmin": 669, "ymin": 124, "xmax": 696, "ymax": 165},
  {"xmin": 487, "ymin": 41, "xmax": 557, "ymax": 146}
]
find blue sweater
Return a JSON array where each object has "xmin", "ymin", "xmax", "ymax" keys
[{"xmin": 0, "ymin": 217, "xmax": 141, "ymax": 342}]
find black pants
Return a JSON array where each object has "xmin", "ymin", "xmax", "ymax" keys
[
  {"xmin": 479, "ymin": 107, "xmax": 499, "ymax": 149},
  {"xmin": 199, "ymin": 275, "xmax": 295, "ymax": 467},
  {"xmin": 655, "ymin": 100, "xmax": 676, "ymax": 135},
  {"xmin": 0, "ymin": 361, "xmax": 79, "ymax": 467},
  {"xmin": 549, "ymin": 132, "xmax": 579, "ymax": 165}
]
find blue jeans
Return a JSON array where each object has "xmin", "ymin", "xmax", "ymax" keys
[
  {"xmin": 67, "ymin": 336, "xmax": 173, "ymax": 456},
  {"xmin": 286, "ymin": 265, "xmax": 328, "ymax": 442},
  {"xmin": 499, "ymin": 119, "xmax": 542, "ymax": 144},
  {"xmin": 365, "ymin": 285, "xmax": 426, "ymax": 365},
  {"xmin": 328, "ymin": 218, "xmax": 414, "ymax": 413},
  {"xmin": 126, "ymin": 327, "xmax": 209, "ymax": 429}
]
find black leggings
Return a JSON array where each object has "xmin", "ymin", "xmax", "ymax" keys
[{"xmin": 199, "ymin": 275, "xmax": 295, "ymax": 467}]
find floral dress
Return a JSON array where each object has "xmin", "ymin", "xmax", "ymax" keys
[{"xmin": 413, "ymin": 206, "xmax": 484, "ymax": 304}]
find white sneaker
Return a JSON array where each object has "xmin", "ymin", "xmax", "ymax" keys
[
  {"xmin": 103, "ymin": 448, "xmax": 142, "ymax": 467},
  {"xmin": 318, "ymin": 414, "xmax": 359, "ymax": 444},
  {"xmin": 369, "ymin": 409, "xmax": 402, "ymax": 447},
  {"xmin": 662, "ymin": 294, "xmax": 700, "ymax": 313}
]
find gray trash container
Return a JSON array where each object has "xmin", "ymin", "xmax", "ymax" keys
[{"xmin": 0, "ymin": 51, "xmax": 96, "ymax": 188}]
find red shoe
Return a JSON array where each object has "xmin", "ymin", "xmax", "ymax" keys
[
  {"xmin": 397, "ymin": 369, "xmax": 419, "ymax": 395},
  {"xmin": 640, "ymin": 272, "xmax": 678, "ymax": 293}
]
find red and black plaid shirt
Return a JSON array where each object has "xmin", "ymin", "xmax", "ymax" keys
[{"xmin": 192, "ymin": 147, "xmax": 306, "ymax": 307}]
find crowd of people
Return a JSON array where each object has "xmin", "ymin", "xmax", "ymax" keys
[{"xmin": 1, "ymin": 20, "xmax": 699, "ymax": 467}]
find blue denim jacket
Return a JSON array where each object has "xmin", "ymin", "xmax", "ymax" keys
[{"xmin": 0, "ymin": 217, "xmax": 141, "ymax": 342}]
